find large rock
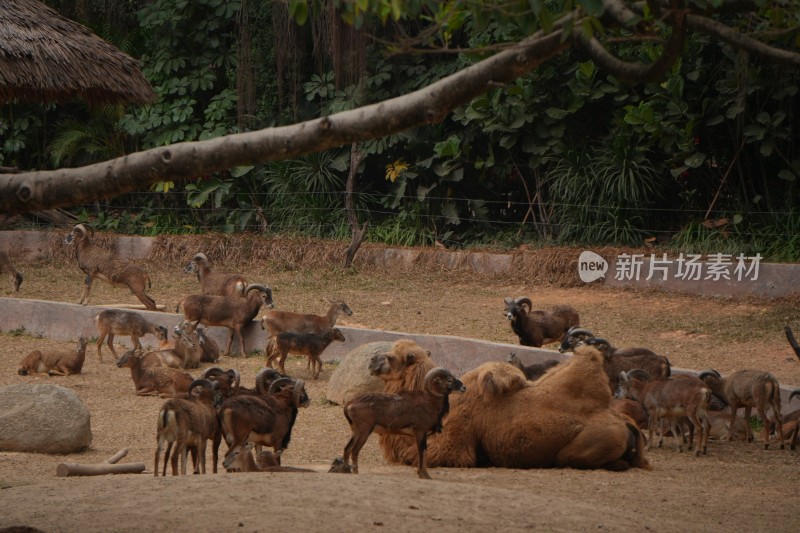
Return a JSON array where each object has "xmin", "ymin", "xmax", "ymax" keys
[
  {"xmin": 0, "ymin": 384, "xmax": 92, "ymax": 453},
  {"xmin": 326, "ymin": 341, "xmax": 392, "ymax": 405}
]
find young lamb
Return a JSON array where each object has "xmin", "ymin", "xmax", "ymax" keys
[
  {"xmin": 340, "ymin": 367, "xmax": 466, "ymax": 479},
  {"xmin": 265, "ymin": 328, "xmax": 346, "ymax": 378},
  {"xmin": 94, "ymin": 309, "xmax": 168, "ymax": 361}
]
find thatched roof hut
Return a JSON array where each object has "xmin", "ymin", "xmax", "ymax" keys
[{"xmin": 0, "ymin": 0, "xmax": 156, "ymax": 105}]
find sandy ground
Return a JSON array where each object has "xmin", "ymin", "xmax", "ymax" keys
[{"xmin": 1, "ymin": 247, "xmax": 799, "ymax": 533}]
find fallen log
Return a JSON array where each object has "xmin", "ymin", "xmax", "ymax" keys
[{"xmin": 56, "ymin": 448, "xmax": 145, "ymax": 477}]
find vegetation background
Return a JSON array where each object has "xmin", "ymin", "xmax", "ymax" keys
[{"xmin": 1, "ymin": 0, "xmax": 799, "ymax": 261}]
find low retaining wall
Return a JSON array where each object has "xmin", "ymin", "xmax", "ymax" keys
[
  {"xmin": 0, "ymin": 297, "xmax": 796, "ymax": 414},
  {"xmin": 2, "ymin": 230, "xmax": 800, "ymax": 299}
]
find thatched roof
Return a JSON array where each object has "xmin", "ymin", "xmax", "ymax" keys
[{"xmin": 0, "ymin": 0, "xmax": 156, "ymax": 105}]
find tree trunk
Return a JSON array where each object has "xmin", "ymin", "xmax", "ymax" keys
[{"xmin": 343, "ymin": 143, "xmax": 367, "ymax": 268}]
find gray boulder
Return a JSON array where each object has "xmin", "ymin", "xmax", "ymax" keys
[
  {"xmin": 0, "ymin": 384, "xmax": 92, "ymax": 453},
  {"xmin": 326, "ymin": 341, "xmax": 392, "ymax": 405}
]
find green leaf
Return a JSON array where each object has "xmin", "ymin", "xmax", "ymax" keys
[
  {"xmin": 684, "ymin": 152, "xmax": 706, "ymax": 168},
  {"xmin": 230, "ymin": 166, "xmax": 254, "ymax": 178},
  {"xmin": 778, "ymin": 169, "xmax": 796, "ymax": 181}
]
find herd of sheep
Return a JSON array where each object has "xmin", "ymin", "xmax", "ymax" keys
[{"xmin": 3, "ymin": 224, "xmax": 800, "ymax": 479}]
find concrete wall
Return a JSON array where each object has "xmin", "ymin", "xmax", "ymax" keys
[{"xmin": 3, "ymin": 230, "xmax": 800, "ymax": 299}]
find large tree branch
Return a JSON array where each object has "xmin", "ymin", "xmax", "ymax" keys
[
  {"xmin": 686, "ymin": 13, "xmax": 800, "ymax": 67},
  {"xmin": 575, "ymin": 8, "xmax": 687, "ymax": 83},
  {"xmin": 0, "ymin": 28, "xmax": 569, "ymax": 215}
]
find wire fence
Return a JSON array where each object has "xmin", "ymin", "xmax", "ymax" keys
[{"xmin": 11, "ymin": 188, "xmax": 800, "ymax": 248}]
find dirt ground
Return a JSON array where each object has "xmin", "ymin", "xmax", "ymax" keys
[{"xmin": 1, "ymin": 242, "xmax": 799, "ymax": 533}]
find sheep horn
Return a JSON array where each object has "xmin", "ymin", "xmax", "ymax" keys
[
  {"xmin": 292, "ymin": 379, "xmax": 308, "ymax": 407},
  {"xmin": 231, "ymin": 369, "xmax": 241, "ymax": 394},
  {"xmin": 193, "ymin": 252, "xmax": 209, "ymax": 263},
  {"xmin": 626, "ymin": 369, "xmax": 651, "ymax": 382},
  {"xmin": 566, "ymin": 327, "xmax": 595, "ymax": 338},
  {"xmin": 788, "ymin": 388, "xmax": 800, "ymax": 403},
  {"xmin": 201, "ymin": 367, "xmax": 225, "ymax": 380},
  {"xmin": 424, "ymin": 367, "xmax": 453, "ymax": 396},
  {"xmin": 697, "ymin": 369, "xmax": 721, "ymax": 380},
  {"xmin": 256, "ymin": 367, "xmax": 281, "ymax": 395},
  {"xmin": 269, "ymin": 377, "xmax": 294, "ymax": 395},
  {"xmin": 188, "ymin": 378, "xmax": 215, "ymax": 397},
  {"xmin": 514, "ymin": 297, "xmax": 533, "ymax": 313}
]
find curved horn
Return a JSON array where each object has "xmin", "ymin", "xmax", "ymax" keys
[
  {"xmin": 788, "ymin": 388, "xmax": 800, "ymax": 403},
  {"xmin": 189, "ymin": 378, "xmax": 215, "ymax": 396},
  {"xmin": 423, "ymin": 367, "xmax": 452, "ymax": 396},
  {"xmin": 626, "ymin": 369, "xmax": 651, "ymax": 382},
  {"xmin": 566, "ymin": 327, "xmax": 595, "ymax": 338},
  {"xmin": 292, "ymin": 379, "xmax": 308, "ymax": 407},
  {"xmin": 256, "ymin": 367, "xmax": 282, "ymax": 395},
  {"xmin": 698, "ymin": 369, "xmax": 721, "ymax": 381},
  {"xmin": 201, "ymin": 367, "xmax": 225, "ymax": 380},
  {"xmin": 193, "ymin": 252, "xmax": 209, "ymax": 263},
  {"xmin": 269, "ymin": 377, "xmax": 294, "ymax": 395},
  {"xmin": 231, "ymin": 369, "xmax": 241, "ymax": 394},
  {"xmin": 514, "ymin": 297, "xmax": 533, "ymax": 313}
]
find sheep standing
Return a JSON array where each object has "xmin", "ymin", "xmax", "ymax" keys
[
  {"xmin": 341, "ymin": 367, "xmax": 465, "ymax": 479},
  {"xmin": 178, "ymin": 284, "xmax": 274, "ymax": 356},
  {"xmin": 698, "ymin": 369, "xmax": 784, "ymax": 449},
  {"xmin": 265, "ymin": 328, "xmax": 346, "ymax": 378},
  {"xmin": 63, "ymin": 224, "xmax": 157, "ymax": 310},
  {"xmin": 503, "ymin": 297, "xmax": 579, "ymax": 347},
  {"xmin": 94, "ymin": 309, "xmax": 168, "ymax": 361},
  {"xmin": 155, "ymin": 379, "xmax": 222, "ymax": 476}
]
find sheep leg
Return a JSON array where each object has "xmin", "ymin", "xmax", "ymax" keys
[
  {"xmin": 179, "ymin": 444, "xmax": 189, "ymax": 476},
  {"xmin": 343, "ymin": 431, "xmax": 372, "ymax": 475},
  {"xmin": 132, "ymin": 289, "xmax": 157, "ymax": 311},
  {"xmin": 79, "ymin": 274, "xmax": 94, "ymax": 305},
  {"xmin": 96, "ymin": 333, "xmax": 107, "ymax": 362},
  {"xmin": 212, "ymin": 431, "xmax": 222, "ymax": 474},
  {"xmin": 415, "ymin": 434, "xmax": 431, "ymax": 480},
  {"xmin": 685, "ymin": 414, "xmax": 704, "ymax": 456},
  {"xmin": 312, "ymin": 356, "xmax": 322, "ymax": 379},
  {"xmin": 236, "ymin": 326, "xmax": 247, "ymax": 357},
  {"xmin": 162, "ymin": 442, "xmax": 173, "ymax": 477},
  {"xmin": 195, "ymin": 441, "xmax": 206, "ymax": 474},
  {"xmin": 224, "ymin": 328, "xmax": 236, "ymax": 356},
  {"xmin": 767, "ymin": 396, "xmax": 784, "ymax": 450},
  {"xmin": 278, "ymin": 351, "xmax": 288, "ymax": 375},
  {"xmin": 757, "ymin": 405, "xmax": 780, "ymax": 450},
  {"xmin": 135, "ymin": 387, "xmax": 160, "ymax": 396},
  {"xmin": 154, "ymin": 440, "xmax": 163, "ymax": 477},
  {"xmin": 727, "ymin": 403, "xmax": 742, "ymax": 442}
]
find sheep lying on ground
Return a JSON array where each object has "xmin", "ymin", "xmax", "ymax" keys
[
  {"xmin": 18, "ymin": 337, "xmax": 88, "ymax": 376},
  {"xmin": 370, "ymin": 339, "xmax": 649, "ymax": 471},
  {"xmin": 506, "ymin": 352, "xmax": 560, "ymax": 381}
]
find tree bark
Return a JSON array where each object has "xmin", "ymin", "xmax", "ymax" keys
[{"xmin": 343, "ymin": 142, "xmax": 367, "ymax": 268}]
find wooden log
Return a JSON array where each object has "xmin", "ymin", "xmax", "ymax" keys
[
  {"xmin": 56, "ymin": 448, "xmax": 144, "ymax": 477},
  {"xmin": 56, "ymin": 462, "xmax": 146, "ymax": 477}
]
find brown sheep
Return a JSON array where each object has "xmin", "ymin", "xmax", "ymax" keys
[
  {"xmin": 18, "ymin": 337, "xmax": 88, "ymax": 376},
  {"xmin": 63, "ymin": 224, "xmax": 157, "ymax": 310},
  {"xmin": 184, "ymin": 252, "xmax": 248, "ymax": 297},
  {"xmin": 370, "ymin": 339, "xmax": 649, "ymax": 471},
  {"xmin": 503, "ymin": 297, "xmax": 579, "ymax": 347}
]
